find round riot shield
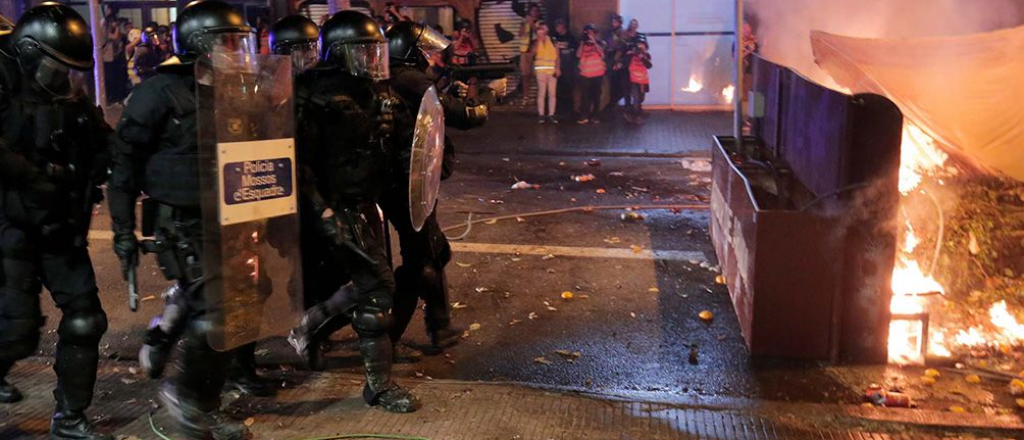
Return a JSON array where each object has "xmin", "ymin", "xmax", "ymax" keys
[
  {"xmin": 408, "ymin": 86, "xmax": 446, "ymax": 232},
  {"xmin": 196, "ymin": 52, "xmax": 304, "ymax": 351}
]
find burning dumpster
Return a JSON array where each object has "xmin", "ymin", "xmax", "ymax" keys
[{"xmin": 711, "ymin": 55, "xmax": 903, "ymax": 362}]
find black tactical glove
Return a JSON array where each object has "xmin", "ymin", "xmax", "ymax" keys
[{"xmin": 113, "ymin": 232, "xmax": 139, "ymax": 278}]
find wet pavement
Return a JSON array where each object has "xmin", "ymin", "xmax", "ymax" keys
[{"xmin": 10, "ymin": 110, "xmax": 1024, "ymax": 438}]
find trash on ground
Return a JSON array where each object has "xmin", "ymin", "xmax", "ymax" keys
[
  {"xmin": 688, "ymin": 346, "xmax": 699, "ymax": 365},
  {"xmin": 864, "ymin": 385, "xmax": 913, "ymax": 407},
  {"xmin": 949, "ymin": 405, "xmax": 966, "ymax": 413},
  {"xmin": 244, "ymin": 417, "xmax": 256, "ymax": 427},
  {"xmin": 456, "ymin": 262, "xmax": 473, "ymax": 268},
  {"xmin": 925, "ymin": 368, "xmax": 941, "ymax": 378},
  {"xmin": 534, "ymin": 356, "xmax": 553, "ymax": 365},
  {"xmin": 965, "ymin": 374, "xmax": 982, "ymax": 384},
  {"xmin": 554, "ymin": 350, "xmax": 582, "ymax": 362},
  {"xmin": 630, "ymin": 245, "xmax": 643, "ymax": 254},
  {"xmin": 475, "ymin": 287, "xmax": 491, "ymax": 293},
  {"xmin": 452, "ymin": 302, "xmax": 468, "ymax": 309},
  {"xmin": 920, "ymin": 376, "xmax": 937, "ymax": 386},
  {"xmin": 584, "ymin": 159, "xmax": 602, "ymax": 167},
  {"xmin": 621, "ymin": 211, "xmax": 644, "ymax": 222},
  {"xmin": 561, "ymin": 291, "xmax": 573, "ymax": 300},
  {"xmin": 681, "ymin": 158, "xmax": 712, "ymax": 172},
  {"xmin": 603, "ymin": 237, "xmax": 622, "ymax": 244},
  {"xmin": 572, "ymin": 174, "xmax": 596, "ymax": 182},
  {"xmin": 699, "ymin": 310, "xmax": 714, "ymax": 322},
  {"xmin": 469, "ymin": 323, "xmax": 482, "ymax": 331},
  {"xmin": 1010, "ymin": 378, "xmax": 1024, "ymax": 396},
  {"xmin": 542, "ymin": 254, "xmax": 555, "ymax": 260},
  {"xmin": 512, "ymin": 181, "xmax": 539, "ymax": 190},
  {"xmin": 648, "ymin": 287, "xmax": 660, "ymax": 293},
  {"xmin": 596, "ymin": 188, "xmax": 606, "ymax": 194},
  {"xmin": 484, "ymin": 218, "xmax": 499, "ymax": 225},
  {"xmin": 528, "ymin": 312, "xmax": 538, "ymax": 320},
  {"xmin": 715, "ymin": 275, "xmax": 726, "ymax": 285}
]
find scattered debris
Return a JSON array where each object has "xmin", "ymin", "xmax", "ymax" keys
[
  {"xmin": 120, "ymin": 378, "xmax": 137, "ymax": 385},
  {"xmin": 630, "ymin": 245, "xmax": 643, "ymax": 254},
  {"xmin": 630, "ymin": 312, "xmax": 637, "ymax": 318},
  {"xmin": 254, "ymin": 348, "xmax": 270, "ymax": 357},
  {"xmin": 484, "ymin": 218, "xmax": 499, "ymax": 225},
  {"xmin": 128, "ymin": 367, "xmax": 138, "ymax": 375},
  {"xmin": 925, "ymin": 368, "xmax": 941, "ymax": 378},
  {"xmin": 715, "ymin": 275, "xmax": 726, "ymax": 285},
  {"xmin": 469, "ymin": 323, "xmax": 482, "ymax": 331},
  {"xmin": 621, "ymin": 211, "xmax": 644, "ymax": 222},
  {"xmin": 244, "ymin": 417, "xmax": 256, "ymax": 427},
  {"xmin": 688, "ymin": 345, "xmax": 699, "ymax": 365},
  {"xmin": 554, "ymin": 350, "xmax": 582, "ymax": 362},
  {"xmin": 648, "ymin": 287, "xmax": 660, "ymax": 293},
  {"xmin": 584, "ymin": 159, "xmax": 602, "ymax": 167},
  {"xmin": 609, "ymin": 171, "xmax": 624, "ymax": 176},
  {"xmin": 561, "ymin": 291, "xmax": 574, "ymax": 300},
  {"xmin": 681, "ymin": 158, "xmax": 712, "ymax": 172},
  {"xmin": 699, "ymin": 310, "xmax": 714, "ymax": 322},
  {"xmin": 1010, "ymin": 378, "xmax": 1024, "ymax": 396},
  {"xmin": 603, "ymin": 237, "xmax": 622, "ymax": 244},
  {"xmin": 511, "ymin": 181, "xmax": 539, "ymax": 190},
  {"xmin": 455, "ymin": 262, "xmax": 473, "ymax": 268},
  {"xmin": 488, "ymin": 199, "xmax": 505, "ymax": 204},
  {"xmin": 509, "ymin": 318, "xmax": 521, "ymax": 326},
  {"xmin": 475, "ymin": 287, "xmax": 491, "ymax": 293},
  {"xmin": 949, "ymin": 405, "xmax": 966, "ymax": 413},
  {"xmin": 141, "ymin": 295, "xmax": 157, "ymax": 302},
  {"xmin": 451, "ymin": 302, "xmax": 468, "ymax": 310},
  {"xmin": 542, "ymin": 254, "xmax": 556, "ymax": 260},
  {"xmin": 920, "ymin": 376, "xmax": 937, "ymax": 386},
  {"xmin": 534, "ymin": 356, "xmax": 553, "ymax": 365},
  {"xmin": 572, "ymin": 174, "xmax": 596, "ymax": 182},
  {"xmin": 864, "ymin": 385, "xmax": 913, "ymax": 407},
  {"xmin": 596, "ymin": 189, "xmax": 606, "ymax": 194},
  {"xmin": 965, "ymin": 374, "xmax": 982, "ymax": 384},
  {"xmin": 528, "ymin": 312, "xmax": 538, "ymax": 320}
]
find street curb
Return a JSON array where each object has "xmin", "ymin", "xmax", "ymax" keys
[{"xmin": 842, "ymin": 405, "xmax": 1024, "ymax": 432}]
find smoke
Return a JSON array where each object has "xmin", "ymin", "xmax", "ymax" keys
[{"xmin": 746, "ymin": 0, "xmax": 1024, "ymax": 86}]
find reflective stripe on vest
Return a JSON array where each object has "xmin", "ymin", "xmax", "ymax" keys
[
  {"xmin": 534, "ymin": 39, "xmax": 557, "ymax": 71},
  {"xmin": 579, "ymin": 48, "xmax": 606, "ymax": 78},
  {"xmin": 629, "ymin": 56, "xmax": 649, "ymax": 84}
]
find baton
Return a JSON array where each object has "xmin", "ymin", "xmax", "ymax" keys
[{"xmin": 127, "ymin": 264, "xmax": 139, "ymax": 312}]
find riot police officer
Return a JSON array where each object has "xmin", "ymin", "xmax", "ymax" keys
[
  {"xmin": 108, "ymin": 1, "xmax": 255, "ymax": 438},
  {"xmin": 269, "ymin": 15, "xmax": 320, "ymax": 74},
  {"xmin": 383, "ymin": 21, "xmax": 488, "ymax": 353},
  {"xmin": 0, "ymin": 4, "xmax": 113, "ymax": 440},
  {"xmin": 291, "ymin": 10, "xmax": 419, "ymax": 412},
  {"xmin": 131, "ymin": 25, "xmax": 167, "ymax": 81}
]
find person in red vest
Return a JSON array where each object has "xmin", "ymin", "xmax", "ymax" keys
[
  {"xmin": 625, "ymin": 38, "xmax": 652, "ymax": 124},
  {"xmin": 576, "ymin": 23, "xmax": 606, "ymax": 125}
]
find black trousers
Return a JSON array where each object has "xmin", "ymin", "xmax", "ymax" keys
[
  {"xmin": 579, "ymin": 76, "xmax": 604, "ymax": 120},
  {"xmin": 378, "ymin": 184, "xmax": 452, "ymax": 343},
  {"xmin": 0, "ymin": 220, "xmax": 106, "ymax": 412}
]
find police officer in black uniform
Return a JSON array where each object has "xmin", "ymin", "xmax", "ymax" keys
[
  {"xmin": 267, "ymin": 14, "xmax": 361, "ymax": 371},
  {"xmin": 292, "ymin": 10, "xmax": 418, "ymax": 413},
  {"xmin": 0, "ymin": 4, "xmax": 114, "ymax": 440},
  {"xmin": 108, "ymin": 2, "xmax": 254, "ymax": 438},
  {"xmin": 383, "ymin": 22, "xmax": 488, "ymax": 353}
]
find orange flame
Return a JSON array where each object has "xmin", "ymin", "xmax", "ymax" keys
[
  {"xmin": 722, "ymin": 84, "xmax": 736, "ymax": 104},
  {"xmin": 681, "ymin": 74, "xmax": 703, "ymax": 93},
  {"xmin": 899, "ymin": 123, "xmax": 948, "ymax": 194}
]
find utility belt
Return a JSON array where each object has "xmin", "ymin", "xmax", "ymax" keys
[{"xmin": 139, "ymin": 199, "xmax": 204, "ymax": 284}]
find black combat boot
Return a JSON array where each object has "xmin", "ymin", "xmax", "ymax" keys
[
  {"xmin": 50, "ymin": 407, "xmax": 112, "ymax": 440},
  {"xmin": 359, "ymin": 335, "xmax": 419, "ymax": 413},
  {"xmin": 159, "ymin": 383, "xmax": 250, "ymax": 440},
  {"xmin": 225, "ymin": 344, "xmax": 275, "ymax": 397},
  {"xmin": 0, "ymin": 380, "xmax": 23, "ymax": 403}
]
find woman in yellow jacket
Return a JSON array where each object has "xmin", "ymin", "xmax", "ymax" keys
[{"xmin": 530, "ymin": 22, "xmax": 561, "ymax": 124}]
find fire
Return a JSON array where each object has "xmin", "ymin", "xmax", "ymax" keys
[
  {"xmin": 899, "ymin": 123, "xmax": 948, "ymax": 194},
  {"xmin": 989, "ymin": 300, "xmax": 1024, "ymax": 342},
  {"xmin": 681, "ymin": 74, "xmax": 703, "ymax": 93},
  {"xmin": 891, "ymin": 259, "xmax": 943, "ymax": 296},
  {"xmin": 721, "ymin": 84, "xmax": 736, "ymax": 104}
]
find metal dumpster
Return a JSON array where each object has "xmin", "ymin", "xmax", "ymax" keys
[{"xmin": 710, "ymin": 56, "xmax": 903, "ymax": 363}]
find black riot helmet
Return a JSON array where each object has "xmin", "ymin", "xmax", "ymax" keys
[
  {"xmin": 385, "ymin": 21, "xmax": 450, "ymax": 67},
  {"xmin": 173, "ymin": 0, "xmax": 254, "ymax": 62},
  {"xmin": 8, "ymin": 3, "xmax": 93, "ymax": 98},
  {"xmin": 270, "ymin": 15, "xmax": 319, "ymax": 73},
  {"xmin": 320, "ymin": 10, "xmax": 389, "ymax": 80}
]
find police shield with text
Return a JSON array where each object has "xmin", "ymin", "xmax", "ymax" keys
[
  {"xmin": 290, "ymin": 10, "xmax": 419, "ymax": 412},
  {"xmin": 383, "ymin": 22, "xmax": 489, "ymax": 353},
  {"xmin": 108, "ymin": 1, "xmax": 284, "ymax": 438},
  {"xmin": 0, "ymin": 4, "xmax": 114, "ymax": 439}
]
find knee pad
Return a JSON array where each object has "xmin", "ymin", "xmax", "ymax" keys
[
  {"xmin": 351, "ymin": 307, "xmax": 391, "ymax": 337},
  {"xmin": 57, "ymin": 309, "xmax": 108, "ymax": 346}
]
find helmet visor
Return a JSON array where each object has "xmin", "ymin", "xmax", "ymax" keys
[
  {"xmin": 193, "ymin": 31, "xmax": 256, "ymax": 56},
  {"xmin": 340, "ymin": 42, "xmax": 389, "ymax": 80},
  {"xmin": 280, "ymin": 41, "xmax": 319, "ymax": 73},
  {"xmin": 34, "ymin": 56, "xmax": 88, "ymax": 99},
  {"xmin": 416, "ymin": 25, "xmax": 451, "ymax": 60}
]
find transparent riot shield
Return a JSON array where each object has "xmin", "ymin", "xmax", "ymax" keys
[
  {"xmin": 408, "ymin": 86, "xmax": 446, "ymax": 231},
  {"xmin": 196, "ymin": 52, "xmax": 304, "ymax": 351}
]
